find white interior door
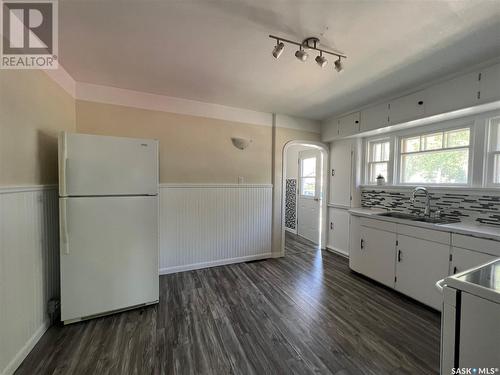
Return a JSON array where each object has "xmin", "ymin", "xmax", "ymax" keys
[
  {"xmin": 297, "ymin": 149, "xmax": 321, "ymax": 244},
  {"xmin": 60, "ymin": 196, "xmax": 159, "ymax": 323}
]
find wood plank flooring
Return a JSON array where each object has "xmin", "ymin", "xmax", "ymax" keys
[{"xmin": 16, "ymin": 232, "xmax": 441, "ymax": 374}]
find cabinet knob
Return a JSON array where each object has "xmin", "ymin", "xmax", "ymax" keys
[
  {"xmin": 355, "ymin": 120, "xmax": 359, "ymax": 124},
  {"xmin": 418, "ymin": 101, "xmax": 424, "ymax": 106}
]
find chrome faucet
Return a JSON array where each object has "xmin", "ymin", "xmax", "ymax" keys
[{"xmin": 410, "ymin": 186, "xmax": 431, "ymax": 217}]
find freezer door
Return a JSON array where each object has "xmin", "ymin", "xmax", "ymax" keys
[
  {"xmin": 59, "ymin": 132, "xmax": 158, "ymax": 196},
  {"xmin": 60, "ymin": 196, "xmax": 159, "ymax": 323}
]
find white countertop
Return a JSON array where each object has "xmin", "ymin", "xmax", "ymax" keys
[{"xmin": 349, "ymin": 208, "xmax": 500, "ymax": 242}]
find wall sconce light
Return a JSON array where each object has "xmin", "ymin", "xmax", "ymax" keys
[{"xmin": 231, "ymin": 137, "xmax": 252, "ymax": 150}]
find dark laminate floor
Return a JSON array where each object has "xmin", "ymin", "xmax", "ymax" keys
[{"xmin": 16, "ymin": 234, "xmax": 441, "ymax": 375}]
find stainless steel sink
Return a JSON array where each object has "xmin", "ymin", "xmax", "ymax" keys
[{"xmin": 378, "ymin": 211, "xmax": 460, "ymax": 224}]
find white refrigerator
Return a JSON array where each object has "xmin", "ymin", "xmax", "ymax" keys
[{"xmin": 58, "ymin": 132, "xmax": 159, "ymax": 324}]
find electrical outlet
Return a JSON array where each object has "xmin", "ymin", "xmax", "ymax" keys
[{"xmin": 238, "ymin": 176, "xmax": 244, "ymax": 184}]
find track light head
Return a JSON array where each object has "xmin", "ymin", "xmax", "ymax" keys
[
  {"xmin": 315, "ymin": 52, "xmax": 327, "ymax": 68},
  {"xmin": 334, "ymin": 57, "xmax": 343, "ymax": 72},
  {"xmin": 272, "ymin": 42, "xmax": 285, "ymax": 59},
  {"xmin": 295, "ymin": 47, "xmax": 308, "ymax": 62}
]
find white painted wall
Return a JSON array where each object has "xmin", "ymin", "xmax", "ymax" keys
[
  {"xmin": 159, "ymin": 184, "xmax": 272, "ymax": 274},
  {"xmin": 0, "ymin": 187, "xmax": 59, "ymax": 375}
]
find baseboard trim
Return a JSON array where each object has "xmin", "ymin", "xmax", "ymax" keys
[
  {"xmin": 0, "ymin": 184, "xmax": 57, "ymax": 194},
  {"xmin": 1, "ymin": 320, "xmax": 50, "ymax": 375},
  {"xmin": 159, "ymin": 252, "xmax": 273, "ymax": 275},
  {"xmin": 326, "ymin": 246, "xmax": 349, "ymax": 258},
  {"xmin": 285, "ymin": 227, "xmax": 297, "ymax": 234}
]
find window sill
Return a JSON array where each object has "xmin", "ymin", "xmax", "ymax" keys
[{"xmin": 359, "ymin": 184, "xmax": 500, "ymax": 195}]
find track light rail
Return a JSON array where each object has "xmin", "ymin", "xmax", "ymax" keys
[{"xmin": 268, "ymin": 34, "xmax": 347, "ymax": 59}]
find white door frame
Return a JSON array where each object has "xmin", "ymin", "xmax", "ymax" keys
[{"xmin": 281, "ymin": 140, "xmax": 329, "ymax": 254}]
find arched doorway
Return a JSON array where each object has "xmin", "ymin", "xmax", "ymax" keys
[{"xmin": 281, "ymin": 140, "xmax": 329, "ymax": 255}]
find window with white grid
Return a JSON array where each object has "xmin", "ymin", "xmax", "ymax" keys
[{"xmin": 366, "ymin": 139, "xmax": 391, "ymax": 184}]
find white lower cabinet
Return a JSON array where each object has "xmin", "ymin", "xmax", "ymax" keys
[
  {"xmin": 451, "ymin": 247, "xmax": 496, "ymax": 275},
  {"xmin": 328, "ymin": 207, "xmax": 350, "ymax": 256},
  {"xmin": 357, "ymin": 225, "xmax": 397, "ymax": 288},
  {"xmin": 349, "ymin": 214, "xmax": 500, "ymax": 311},
  {"xmin": 395, "ymin": 235, "xmax": 450, "ymax": 310}
]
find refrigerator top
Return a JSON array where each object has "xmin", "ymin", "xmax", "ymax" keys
[{"xmin": 59, "ymin": 132, "xmax": 159, "ymax": 197}]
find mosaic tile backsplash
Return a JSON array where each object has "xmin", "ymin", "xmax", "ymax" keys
[{"xmin": 362, "ymin": 189, "xmax": 500, "ymax": 226}]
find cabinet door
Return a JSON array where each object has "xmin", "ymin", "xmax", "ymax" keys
[
  {"xmin": 479, "ymin": 63, "xmax": 500, "ymax": 104},
  {"xmin": 338, "ymin": 112, "xmax": 360, "ymax": 138},
  {"xmin": 357, "ymin": 226, "xmax": 397, "ymax": 288},
  {"xmin": 451, "ymin": 247, "xmax": 496, "ymax": 275},
  {"xmin": 328, "ymin": 208, "xmax": 350, "ymax": 256},
  {"xmin": 360, "ymin": 103, "xmax": 389, "ymax": 132},
  {"xmin": 349, "ymin": 215, "xmax": 361, "ymax": 271},
  {"xmin": 424, "ymin": 72, "xmax": 480, "ymax": 116},
  {"xmin": 389, "ymin": 91, "xmax": 426, "ymax": 125},
  {"xmin": 329, "ymin": 140, "xmax": 352, "ymax": 207},
  {"xmin": 321, "ymin": 118, "xmax": 339, "ymax": 142},
  {"xmin": 396, "ymin": 235, "xmax": 450, "ymax": 310}
]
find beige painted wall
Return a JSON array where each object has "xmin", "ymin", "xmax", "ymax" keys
[
  {"xmin": 76, "ymin": 100, "xmax": 273, "ymax": 184},
  {"xmin": 0, "ymin": 71, "xmax": 76, "ymax": 185},
  {"xmin": 271, "ymin": 127, "xmax": 322, "ymax": 254}
]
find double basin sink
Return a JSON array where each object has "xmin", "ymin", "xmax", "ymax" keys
[{"xmin": 377, "ymin": 211, "xmax": 460, "ymax": 225}]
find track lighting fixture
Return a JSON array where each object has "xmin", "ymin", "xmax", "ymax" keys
[
  {"xmin": 269, "ymin": 35, "xmax": 347, "ymax": 72},
  {"xmin": 295, "ymin": 46, "xmax": 308, "ymax": 62},
  {"xmin": 315, "ymin": 51, "xmax": 327, "ymax": 68},
  {"xmin": 334, "ymin": 57, "xmax": 343, "ymax": 72},
  {"xmin": 272, "ymin": 41, "xmax": 284, "ymax": 59}
]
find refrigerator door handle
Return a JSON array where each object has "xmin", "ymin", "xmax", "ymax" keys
[{"xmin": 60, "ymin": 199, "xmax": 70, "ymax": 254}]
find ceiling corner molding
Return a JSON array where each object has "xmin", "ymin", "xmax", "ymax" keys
[
  {"xmin": 42, "ymin": 67, "xmax": 320, "ymax": 132},
  {"xmin": 43, "ymin": 64, "xmax": 76, "ymax": 98},
  {"xmin": 75, "ymin": 82, "xmax": 274, "ymax": 128},
  {"xmin": 275, "ymin": 114, "xmax": 321, "ymax": 134}
]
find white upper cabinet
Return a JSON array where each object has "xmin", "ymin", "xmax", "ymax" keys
[
  {"xmin": 424, "ymin": 71, "xmax": 480, "ymax": 116},
  {"xmin": 360, "ymin": 103, "xmax": 389, "ymax": 132},
  {"xmin": 479, "ymin": 63, "xmax": 500, "ymax": 104},
  {"xmin": 389, "ymin": 91, "xmax": 426, "ymax": 125},
  {"xmin": 321, "ymin": 117, "xmax": 339, "ymax": 142},
  {"xmin": 338, "ymin": 112, "xmax": 360, "ymax": 138}
]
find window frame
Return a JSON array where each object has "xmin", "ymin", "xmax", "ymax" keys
[
  {"xmin": 485, "ymin": 116, "xmax": 500, "ymax": 187},
  {"xmin": 363, "ymin": 137, "xmax": 393, "ymax": 185},
  {"xmin": 298, "ymin": 155, "xmax": 318, "ymax": 198},
  {"xmin": 362, "ymin": 116, "xmax": 483, "ymax": 187},
  {"xmin": 396, "ymin": 125, "xmax": 474, "ymax": 186}
]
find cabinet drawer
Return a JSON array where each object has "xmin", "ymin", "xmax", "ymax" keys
[
  {"xmin": 360, "ymin": 217, "xmax": 397, "ymax": 233},
  {"xmin": 397, "ymin": 224, "xmax": 450, "ymax": 245},
  {"xmin": 451, "ymin": 234, "xmax": 500, "ymax": 257}
]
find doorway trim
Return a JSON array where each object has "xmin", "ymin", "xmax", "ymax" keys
[{"xmin": 281, "ymin": 140, "xmax": 329, "ymax": 255}]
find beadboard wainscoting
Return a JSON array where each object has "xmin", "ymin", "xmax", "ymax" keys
[
  {"xmin": 159, "ymin": 184, "xmax": 273, "ymax": 274},
  {"xmin": 0, "ymin": 186, "xmax": 59, "ymax": 375}
]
